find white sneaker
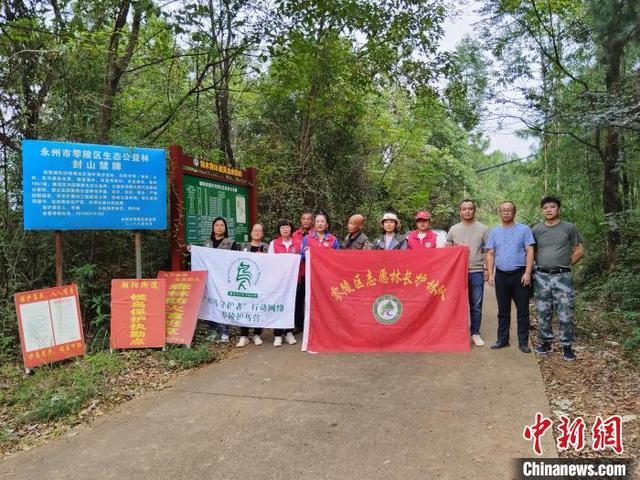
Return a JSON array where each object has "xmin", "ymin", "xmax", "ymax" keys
[
  {"xmin": 253, "ymin": 335, "xmax": 263, "ymax": 346},
  {"xmin": 236, "ymin": 336, "xmax": 250, "ymax": 347},
  {"xmin": 472, "ymin": 334, "xmax": 485, "ymax": 347},
  {"xmin": 206, "ymin": 331, "xmax": 219, "ymax": 342},
  {"xmin": 285, "ymin": 332, "xmax": 297, "ymax": 345},
  {"xmin": 218, "ymin": 333, "xmax": 230, "ymax": 343},
  {"xmin": 273, "ymin": 336, "xmax": 283, "ymax": 347}
]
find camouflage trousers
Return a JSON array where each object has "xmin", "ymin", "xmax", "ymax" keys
[{"xmin": 534, "ymin": 271, "xmax": 575, "ymax": 345}]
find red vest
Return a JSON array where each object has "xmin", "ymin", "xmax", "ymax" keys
[
  {"xmin": 292, "ymin": 228, "xmax": 310, "ymax": 244},
  {"xmin": 271, "ymin": 236, "xmax": 302, "ymax": 254},
  {"xmin": 271, "ymin": 237, "xmax": 304, "ymax": 280},
  {"xmin": 406, "ymin": 230, "xmax": 438, "ymax": 249}
]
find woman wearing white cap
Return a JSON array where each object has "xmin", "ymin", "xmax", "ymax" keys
[{"xmin": 372, "ymin": 212, "xmax": 407, "ymax": 250}]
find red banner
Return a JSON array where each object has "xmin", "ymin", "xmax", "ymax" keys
[
  {"xmin": 14, "ymin": 284, "xmax": 85, "ymax": 369},
  {"xmin": 157, "ymin": 270, "xmax": 207, "ymax": 345},
  {"xmin": 303, "ymin": 247, "xmax": 470, "ymax": 352},
  {"xmin": 110, "ymin": 279, "xmax": 166, "ymax": 350}
]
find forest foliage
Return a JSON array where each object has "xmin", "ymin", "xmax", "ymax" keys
[{"xmin": 0, "ymin": 0, "xmax": 638, "ymax": 361}]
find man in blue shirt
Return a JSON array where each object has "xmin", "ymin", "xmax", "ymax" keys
[{"xmin": 486, "ymin": 201, "xmax": 536, "ymax": 352}]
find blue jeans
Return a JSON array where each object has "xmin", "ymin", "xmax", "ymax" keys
[{"xmin": 468, "ymin": 271, "xmax": 485, "ymax": 335}]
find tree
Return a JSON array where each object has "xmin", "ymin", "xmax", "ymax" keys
[
  {"xmin": 480, "ymin": 0, "xmax": 640, "ymax": 261},
  {"xmin": 269, "ymin": 0, "xmax": 450, "ymax": 170}
]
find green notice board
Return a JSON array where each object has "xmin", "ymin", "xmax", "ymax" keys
[{"xmin": 183, "ymin": 174, "xmax": 249, "ymax": 245}]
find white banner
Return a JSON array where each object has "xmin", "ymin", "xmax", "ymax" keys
[{"xmin": 191, "ymin": 246, "xmax": 300, "ymax": 328}]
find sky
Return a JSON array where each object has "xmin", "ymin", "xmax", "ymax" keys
[{"xmin": 440, "ymin": 1, "xmax": 536, "ymax": 157}]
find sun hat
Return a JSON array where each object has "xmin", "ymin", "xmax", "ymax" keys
[{"xmin": 380, "ymin": 212, "xmax": 400, "ymax": 228}]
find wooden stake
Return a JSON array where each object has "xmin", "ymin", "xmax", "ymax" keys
[
  {"xmin": 135, "ymin": 231, "xmax": 142, "ymax": 279},
  {"xmin": 55, "ymin": 231, "xmax": 63, "ymax": 286}
]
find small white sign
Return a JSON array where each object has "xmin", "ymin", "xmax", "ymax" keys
[{"xmin": 235, "ymin": 195, "xmax": 246, "ymax": 224}]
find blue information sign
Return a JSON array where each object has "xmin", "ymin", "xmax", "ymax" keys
[{"xmin": 23, "ymin": 140, "xmax": 167, "ymax": 230}]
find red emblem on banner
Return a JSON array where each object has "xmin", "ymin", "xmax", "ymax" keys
[
  {"xmin": 304, "ymin": 247, "xmax": 470, "ymax": 352},
  {"xmin": 157, "ymin": 271, "xmax": 207, "ymax": 345},
  {"xmin": 14, "ymin": 284, "xmax": 86, "ymax": 369},
  {"xmin": 110, "ymin": 279, "xmax": 167, "ymax": 349}
]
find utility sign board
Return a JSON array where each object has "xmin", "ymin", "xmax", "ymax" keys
[
  {"xmin": 183, "ymin": 174, "xmax": 250, "ymax": 246},
  {"xmin": 22, "ymin": 140, "xmax": 167, "ymax": 230},
  {"xmin": 169, "ymin": 145, "xmax": 258, "ymax": 270}
]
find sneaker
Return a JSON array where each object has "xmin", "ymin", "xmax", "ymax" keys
[
  {"xmin": 253, "ymin": 335, "xmax": 263, "ymax": 346},
  {"xmin": 218, "ymin": 333, "xmax": 230, "ymax": 343},
  {"xmin": 236, "ymin": 336, "xmax": 250, "ymax": 348},
  {"xmin": 562, "ymin": 346, "xmax": 576, "ymax": 361},
  {"xmin": 471, "ymin": 334, "xmax": 485, "ymax": 347},
  {"xmin": 273, "ymin": 336, "xmax": 283, "ymax": 347},
  {"xmin": 206, "ymin": 330, "xmax": 219, "ymax": 342},
  {"xmin": 534, "ymin": 342, "xmax": 552, "ymax": 355},
  {"xmin": 285, "ymin": 332, "xmax": 297, "ymax": 345}
]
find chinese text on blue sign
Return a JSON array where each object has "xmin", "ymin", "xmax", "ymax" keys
[{"xmin": 23, "ymin": 140, "xmax": 166, "ymax": 230}]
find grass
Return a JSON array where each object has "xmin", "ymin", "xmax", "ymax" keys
[
  {"xmin": 160, "ymin": 344, "xmax": 216, "ymax": 369},
  {"xmin": 575, "ymin": 300, "xmax": 640, "ymax": 363},
  {"xmin": 0, "ymin": 341, "xmax": 219, "ymax": 442},
  {"xmin": 1, "ymin": 352, "xmax": 126, "ymax": 424}
]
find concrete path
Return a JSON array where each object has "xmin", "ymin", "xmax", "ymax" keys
[{"xmin": 0, "ymin": 288, "xmax": 555, "ymax": 479}]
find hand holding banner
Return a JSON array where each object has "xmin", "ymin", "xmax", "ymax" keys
[{"xmin": 191, "ymin": 246, "xmax": 300, "ymax": 329}]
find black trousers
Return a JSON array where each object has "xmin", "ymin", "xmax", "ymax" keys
[
  {"xmin": 275, "ymin": 280, "xmax": 305, "ymax": 336},
  {"xmin": 495, "ymin": 268, "xmax": 530, "ymax": 346},
  {"xmin": 240, "ymin": 327, "xmax": 263, "ymax": 336}
]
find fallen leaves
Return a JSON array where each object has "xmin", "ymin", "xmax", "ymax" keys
[{"xmin": 537, "ymin": 336, "xmax": 639, "ymax": 463}]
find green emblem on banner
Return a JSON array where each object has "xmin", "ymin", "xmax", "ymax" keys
[
  {"xmin": 227, "ymin": 257, "xmax": 261, "ymax": 298},
  {"xmin": 236, "ymin": 261, "xmax": 252, "ymax": 290},
  {"xmin": 372, "ymin": 294, "xmax": 403, "ymax": 325}
]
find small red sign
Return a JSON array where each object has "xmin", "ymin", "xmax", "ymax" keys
[
  {"xmin": 157, "ymin": 271, "xmax": 207, "ymax": 345},
  {"xmin": 110, "ymin": 279, "xmax": 166, "ymax": 349},
  {"xmin": 14, "ymin": 284, "xmax": 86, "ymax": 369}
]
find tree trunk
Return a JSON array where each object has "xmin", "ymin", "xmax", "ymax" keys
[
  {"xmin": 214, "ymin": 68, "xmax": 235, "ymax": 166},
  {"xmin": 98, "ymin": 0, "xmax": 142, "ymax": 143},
  {"xmin": 298, "ymin": 114, "xmax": 314, "ymax": 167},
  {"xmin": 602, "ymin": 38, "xmax": 624, "ymax": 263}
]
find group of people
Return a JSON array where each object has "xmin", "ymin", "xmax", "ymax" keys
[{"xmin": 200, "ymin": 196, "xmax": 584, "ymax": 361}]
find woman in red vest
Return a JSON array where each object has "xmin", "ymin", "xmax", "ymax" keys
[
  {"xmin": 406, "ymin": 211, "xmax": 438, "ymax": 249},
  {"xmin": 269, "ymin": 219, "xmax": 302, "ymax": 347}
]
